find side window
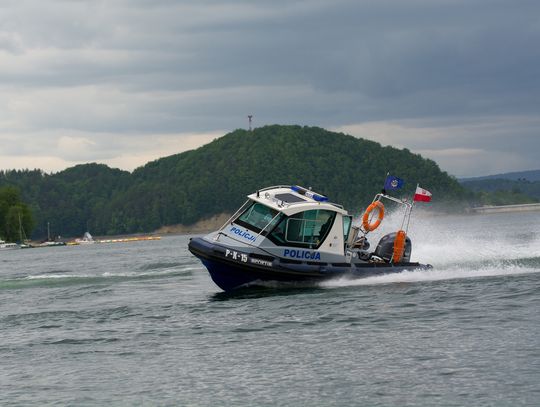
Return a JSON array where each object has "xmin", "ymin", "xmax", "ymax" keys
[
  {"xmin": 343, "ymin": 215, "xmax": 352, "ymax": 242},
  {"xmin": 269, "ymin": 210, "xmax": 336, "ymax": 248}
]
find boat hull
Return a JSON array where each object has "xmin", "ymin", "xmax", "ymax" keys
[{"xmin": 189, "ymin": 237, "xmax": 432, "ymax": 292}]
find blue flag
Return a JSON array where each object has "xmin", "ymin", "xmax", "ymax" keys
[{"xmin": 384, "ymin": 175, "xmax": 404, "ymax": 190}]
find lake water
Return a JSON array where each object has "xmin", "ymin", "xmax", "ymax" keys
[{"xmin": 1, "ymin": 211, "xmax": 539, "ymax": 406}]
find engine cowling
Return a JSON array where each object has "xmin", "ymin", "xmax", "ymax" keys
[{"xmin": 374, "ymin": 232, "xmax": 412, "ymax": 263}]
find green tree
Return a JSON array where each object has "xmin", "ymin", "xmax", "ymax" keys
[{"xmin": 0, "ymin": 186, "xmax": 34, "ymax": 242}]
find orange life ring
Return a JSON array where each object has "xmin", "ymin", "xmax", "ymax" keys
[
  {"xmin": 362, "ymin": 201, "xmax": 385, "ymax": 232},
  {"xmin": 392, "ymin": 230, "xmax": 407, "ymax": 263}
]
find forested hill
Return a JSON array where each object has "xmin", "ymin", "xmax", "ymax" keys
[
  {"xmin": 460, "ymin": 169, "xmax": 540, "ymax": 182},
  {"xmin": 0, "ymin": 125, "xmax": 467, "ymax": 238},
  {"xmin": 460, "ymin": 178, "xmax": 540, "ymax": 202},
  {"xmin": 0, "ymin": 164, "xmax": 132, "ymax": 239}
]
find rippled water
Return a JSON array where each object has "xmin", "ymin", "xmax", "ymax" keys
[{"xmin": 1, "ymin": 211, "xmax": 539, "ymax": 406}]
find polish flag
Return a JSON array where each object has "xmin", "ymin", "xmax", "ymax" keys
[{"xmin": 414, "ymin": 186, "xmax": 432, "ymax": 202}]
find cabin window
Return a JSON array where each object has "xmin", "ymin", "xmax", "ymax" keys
[
  {"xmin": 268, "ymin": 209, "xmax": 336, "ymax": 249},
  {"xmin": 235, "ymin": 202, "xmax": 280, "ymax": 234},
  {"xmin": 343, "ymin": 215, "xmax": 352, "ymax": 242}
]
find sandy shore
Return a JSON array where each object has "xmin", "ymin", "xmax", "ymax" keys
[{"xmin": 154, "ymin": 213, "xmax": 231, "ymax": 235}]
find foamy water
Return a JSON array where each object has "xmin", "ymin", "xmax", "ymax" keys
[{"xmin": 326, "ymin": 210, "xmax": 540, "ymax": 288}]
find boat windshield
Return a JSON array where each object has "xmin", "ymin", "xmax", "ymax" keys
[{"xmin": 235, "ymin": 202, "xmax": 281, "ymax": 234}]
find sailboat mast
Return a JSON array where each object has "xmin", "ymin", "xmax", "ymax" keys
[{"xmin": 19, "ymin": 212, "xmax": 23, "ymax": 242}]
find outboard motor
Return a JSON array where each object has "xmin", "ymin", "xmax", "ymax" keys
[{"xmin": 374, "ymin": 232, "xmax": 412, "ymax": 263}]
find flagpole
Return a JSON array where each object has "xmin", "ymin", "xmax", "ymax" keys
[
  {"xmin": 381, "ymin": 171, "xmax": 390, "ymax": 197},
  {"xmin": 405, "ymin": 183, "xmax": 417, "ymax": 233}
]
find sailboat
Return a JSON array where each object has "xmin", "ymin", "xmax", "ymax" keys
[
  {"xmin": 37, "ymin": 222, "xmax": 66, "ymax": 247},
  {"xmin": 0, "ymin": 213, "xmax": 25, "ymax": 250},
  {"xmin": 18, "ymin": 212, "xmax": 32, "ymax": 249}
]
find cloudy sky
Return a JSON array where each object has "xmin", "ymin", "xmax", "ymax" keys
[{"xmin": 1, "ymin": 0, "xmax": 539, "ymax": 177}]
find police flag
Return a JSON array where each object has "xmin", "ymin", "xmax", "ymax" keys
[{"xmin": 384, "ymin": 175, "xmax": 405, "ymax": 191}]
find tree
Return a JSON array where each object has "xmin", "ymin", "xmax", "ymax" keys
[{"xmin": 0, "ymin": 186, "xmax": 34, "ymax": 242}]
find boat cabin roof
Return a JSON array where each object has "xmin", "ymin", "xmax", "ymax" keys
[{"xmin": 247, "ymin": 185, "xmax": 349, "ymax": 216}]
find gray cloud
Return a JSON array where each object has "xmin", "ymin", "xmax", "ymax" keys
[{"xmin": 0, "ymin": 0, "xmax": 539, "ymax": 175}]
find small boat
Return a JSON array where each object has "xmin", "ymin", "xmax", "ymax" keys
[
  {"xmin": 36, "ymin": 240, "xmax": 66, "ymax": 248},
  {"xmin": 0, "ymin": 239, "xmax": 19, "ymax": 250},
  {"xmin": 189, "ymin": 185, "xmax": 432, "ymax": 292},
  {"xmin": 75, "ymin": 231, "xmax": 95, "ymax": 245},
  {"xmin": 35, "ymin": 222, "xmax": 66, "ymax": 248},
  {"xmin": 18, "ymin": 213, "xmax": 32, "ymax": 249},
  {"xmin": 67, "ymin": 231, "xmax": 95, "ymax": 246},
  {"xmin": 0, "ymin": 213, "xmax": 29, "ymax": 249}
]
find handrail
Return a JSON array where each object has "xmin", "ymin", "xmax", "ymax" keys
[
  {"xmin": 254, "ymin": 185, "xmax": 291, "ymax": 193},
  {"xmin": 373, "ymin": 193, "xmax": 412, "ymax": 209},
  {"xmin": 214, "ymin": 199, "xmax": 251, "ymax": 239}
]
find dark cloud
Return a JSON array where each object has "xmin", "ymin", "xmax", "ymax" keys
[{"xmin": 0, "ymin": 0, "xmax": 539, "ymax": 174}]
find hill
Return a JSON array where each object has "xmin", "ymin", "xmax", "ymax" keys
[
  {"xmin": 0, "ymin": 125, "xmax": 468, "ymax": 238},
  {"xmin": 460, "ymin": 169, "xmax": 540, "ymax": 182},
  {"xmin": 459, "ymin": 169, "xmax": 540, "ymax": 203},
  {"xmin": 461, "ymin": 178, "xmax": 540, "ymax": 202}
]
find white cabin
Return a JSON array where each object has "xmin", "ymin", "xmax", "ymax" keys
[{"xmin": 209, "ymin": 186, "xmax": 353, "ymax": 262}]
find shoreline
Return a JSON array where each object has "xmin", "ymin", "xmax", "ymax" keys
[
  {"xmin": 471, "ymin": 203, "xmax": 540, "ymax": 214},
  {"xmin": 153, "ymin": 213, "xmax": 231, "ymax": 236}
]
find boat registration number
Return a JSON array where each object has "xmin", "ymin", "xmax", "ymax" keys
[
  {"xmin": 225, "ymin": 249, "xmax": 248, "ymax": 263},
  {"xmin": 224, "ymin": 249, "xmax": 273, "ymax": 267}
]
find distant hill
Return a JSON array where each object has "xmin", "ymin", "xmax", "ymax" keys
[
  {"xmin": 461, "ymin": 178, "xmax": 540, "ymax": 202},
  {"xmin": 459, "ymin": 169, "xmax": 540, "ymax": 203},
  {"xmin": 1, "ymin": 125, "xmax": 469, "ymax": 238},
  {"xmin": 460, "ymin": 169, "xmax": 540, "ymax": 182}
]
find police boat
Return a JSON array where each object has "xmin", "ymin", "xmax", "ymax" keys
[{"xmin": 188, "ymin": 185, "xmax": 432, "ymax": 292}]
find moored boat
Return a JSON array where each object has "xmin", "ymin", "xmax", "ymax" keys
[
  {"xmin": 75, "ymin": 231, "xmax": 95, "ymax": 245},
  {"xmin": 35, "ymin": 221, "xmax": 66, "ymax": 247},
  {"xmin": 189, "ymin": 183, "xmax": 432, "ymax": 292},
  {"xmin": 0, "ymin": 239, "xmax": 19, "ymax": 250},
  {"xmin": 36, "ymin": 240, "xmax": 66, "ymax": 248}
]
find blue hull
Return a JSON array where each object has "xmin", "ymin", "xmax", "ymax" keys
[
  {"xmin": 189, "ymin": 237, "xmax": 432, "ymax": 292},
  {"xmin": 201, "ymin": 258, "xmax": 265, "ymax": 292},
  {"xmin": 199, "ymin": 255, "xmax": 330, "ymax": 292}
]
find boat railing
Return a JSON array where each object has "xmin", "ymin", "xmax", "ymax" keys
[
  {"xmin": 214, "ymin": 199, "xmax": 252, "ymax": 238},
  {"xmin": 258, "ymin": 185, "xmax": 343, "ymax": 209},
  {"xmin": 373, "ymin": 192, "xmax": 413, "ymax": 209},
  {"xmin": 366, "ymin": 192, "xmax": 414, "ymax": 238},
  {"xmin": 255, "ymin": 185, "xmax": 292, "ymax": 193}
]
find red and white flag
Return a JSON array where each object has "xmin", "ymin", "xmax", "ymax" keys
[{"xmin": 414, "ymin": 186, "xmax": 432, "ymax": 202}]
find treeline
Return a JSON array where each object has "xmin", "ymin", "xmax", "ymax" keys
[
  {"xmin": 0, "ymin": 186, "xmax": 34, "ymax": 242},
  {"xmin": 0, "ymin": 124, "xmax": 488, "ymax": 239},
  {"xmin": 0, "ymin": 165, "xmax": 131, "ymax": 239},
  {"xmin": 461, "ymin": 178, "xmax": 540, "ymax": 205}
]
